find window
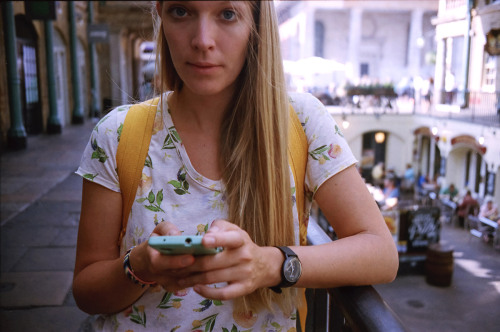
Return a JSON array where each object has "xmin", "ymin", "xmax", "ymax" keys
[
  {"xmin": 360, "ymin": 63, "xmax": 369, "ymax": 77},
  {"xmin": 22, "ymin": 45, "xmax": 39, "ymax": 105},
  {"xmin": 314, "ymin": 21, "xmax": 325, "ymax": 58},
  {"xmin": 482, "ymin": 54, "xmax": 496, "ymax": 93}
]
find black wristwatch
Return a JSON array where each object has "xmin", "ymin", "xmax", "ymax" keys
[{"xmin": 270, "ymin": 246, "xmax": 302, "ymax": 294}]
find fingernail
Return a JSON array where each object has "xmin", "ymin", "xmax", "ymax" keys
[{"xmin": 204, "ymin": 236, "xmax": 215, "ymax": 246}]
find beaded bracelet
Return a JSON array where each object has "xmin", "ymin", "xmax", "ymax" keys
[{"xmin": 123, "ymin": 246, "xmax": 157, "ymax": 288}]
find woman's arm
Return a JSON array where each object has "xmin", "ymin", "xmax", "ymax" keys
[
  {"xmin": 73, "ymin": 180, "xmax": 148, "ymax": 314},
  {"xmin": 181, "ymin": 165, "xmax": 398, "ymax": 300},
  {"xmin": 73, "ymin": 180, "xmax": 195, "ymax": 314},
  {"xmin": 293, "ymin": 165, "xmax": 398, "ymax": 288}
]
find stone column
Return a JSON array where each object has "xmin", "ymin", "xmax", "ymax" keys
[
  {"xmin": 68, "ymin": 1, "xmax": 84, "ymax": 124},
  {"xmin": 348, "ymin": 8, "xmax": 362, "ymax": 83},
  {"xmin": 408, "ymin": 9, "xmax": 424, "ymax": 78},
  {"xmin": 45, "ymin": 21, "xmax": 62, "ymax": 133},
  {"xmin": 88, "ymin": 3, "xmax": 101, "ymax": 118},
  {"xmin": 2, "ymin": 1, "xmax": 27, "ymax": 149}
]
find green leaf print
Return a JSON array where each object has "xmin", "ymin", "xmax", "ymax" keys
[
  {"xmin": 117, "ymin": 123, "xmax": 123, "ymax": 142},
  {"xmin": 222, "ymin": 325, "xmax": 249, "ymax": 332},
  {"xmin": 168, "ymin": 167, "xmax": 190, "ymax": 195},
  {"xmin": 168, "ymin": 180, "xmax": 182, "ymax": 189},
  {"xmin": 192, "ymin": 313, "xmax": 218, "ymax": 332},
  {"xmin": 145, "ymin": 154, "xmax": 153, "ymax": 168},
  {"xmin": 193, "ymin": 298, "xmax": 214, "ymax": 312},
  {"xmin": 308, "ymin": 145, "xmax": 330, "ymax": 163},
  {"xmin": 334, "ymin": 124, "xmax": 344, "ymax": 137},
  {"xmin": 162, "ymin": 126, "xmax": 181, "ymax": 150},
  {"xmin": 129, "ymin": 305, "xmax": 146, "ymax": 327},
  {"xmin": 148, "ymin": 191, "xmax": 155, "ymax": 203},
  {"xmin": 83, "ymin": 173, "xmax": 98, "ymax": 181},
  {"xmin": 137, "ymin": 189, "xmax": 165, "ymax": 212},
  {"xmin": 157, "ymin": 292, "xmax": 183, "ymax": 309},
  {"xmin": 156, "ymin": 190, "xmax": 163, "ymax": 204},
  {"xmin": 90, "ymin": 138, "xmax": 108, "ymax": 163}
]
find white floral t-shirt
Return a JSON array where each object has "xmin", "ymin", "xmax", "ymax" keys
[{"xmin": 76, "ymin": 92, "xmax": 357, "ymax": 331}]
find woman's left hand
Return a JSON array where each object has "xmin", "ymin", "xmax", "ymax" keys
[{"xmin": 175, "ymin": 219, "xmax": 280, "ymax": 300}]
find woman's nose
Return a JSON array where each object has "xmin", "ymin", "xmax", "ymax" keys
[{"xmin": 191, "ymin": 17, "xmax": 215, "ymax": 51}]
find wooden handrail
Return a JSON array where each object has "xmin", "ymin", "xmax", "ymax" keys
[{"xmin": 306, "ymin": 219, "xmax": 407, "ymax": 332}]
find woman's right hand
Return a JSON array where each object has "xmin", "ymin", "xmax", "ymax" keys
[{"xmin": 128, "ymin": 221, "xmax": 196, "ymax": 292}]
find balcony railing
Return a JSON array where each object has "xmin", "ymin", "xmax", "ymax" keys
[
  {"xmin": 322, "ymin": 90, "xmax": 500, "ymax": 128},
  {"xmin": 418, "ymin": 90, "xmax": 500, "ymax": 127},
  {"xmin": 304, "ymin": 220, "xmax": 407, "ymax": 332},
  {"xmin": 445, "ymin": 0, "xmax": 467, "ymax": 10}
]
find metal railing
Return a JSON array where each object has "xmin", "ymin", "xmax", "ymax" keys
[
  {"xmin": 324, "ymin": 90, "xmax": 500, "ymax": 128},
  {"xmin": 417, "ymin": 90, "xmax": 500, "ymax": 127},
  {"xmin": 304, "ymin": 220, "xmax": 407, "ymax": 332}
]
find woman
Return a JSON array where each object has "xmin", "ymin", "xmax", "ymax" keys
[{"xmin": 73, "ymin": 1, "xmax": 398, "ymax": 330}]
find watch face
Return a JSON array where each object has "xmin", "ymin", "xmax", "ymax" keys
[{"xmin": 284, "ymin": 257, "xmax": 302, "ymax": 283}]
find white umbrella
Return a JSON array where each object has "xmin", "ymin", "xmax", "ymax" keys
[{"xmin": 287, "ymin": 56, "xmax": 345, "ymax": 76}]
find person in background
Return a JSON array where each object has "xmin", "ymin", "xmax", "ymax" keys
[
  {"xmin": 479, "ymin": 198, "xmax": 499, "ymax": 244},
  {"xmin": 372, "ymin": 162, "xmax": 385, "ymax": 187},
  {"xmin": 456, "ymin": 190, "xmax": 479, "ymax": 228},
  {"xmin": 440, "ymin": 183, "xmax": 459, "ymax": 201},
  {"xmin": 381, "ymin": 175, "xmax": 399, "ymax": 210},
  {"xmin": 72, "ymin": 2, "xmax": 398, "ymax": 331},
  {"xmin": 401, "ymin": 163, "xmax": 415, "ymax": 190}
]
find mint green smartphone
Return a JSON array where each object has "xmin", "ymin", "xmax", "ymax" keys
[{"xmin": 148, "ymin": 235, "xmax": 223, "ymax": 255}]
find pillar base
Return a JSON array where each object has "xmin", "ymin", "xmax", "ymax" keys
[
  {"xmin": 72, "ymin": 115, "xmax": 84, "ymax": 124},
  {"xmin": 47, "ymin": 122, "xmax": 62, "ymax": 134},
  {"xmin": 7, "ymin": 134, "xmax": 27, "ymax": 150}
]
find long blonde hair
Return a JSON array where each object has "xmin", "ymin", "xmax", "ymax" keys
[{"xmin": 153, "ymin": 1, "xmax": 297, "ymax": 314}]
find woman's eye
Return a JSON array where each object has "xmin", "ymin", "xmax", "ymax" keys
[
  {"xmin": 221, "ymin": 10, "xmax": 236, "ymax": 21},
  {"xmin": 169, "ymin": 6, "xmax": 187, "ymax": 18}
]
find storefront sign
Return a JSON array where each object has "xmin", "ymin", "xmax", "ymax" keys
[
  {"xmin": 88, "ymin": 24, "xmax": 110, "ymax": 43},
  {"xmin": 402, "ymin": 207, "xmax": 441, "ymax": 252},
  {"xmin": 451, "ymin": 135, "xmax": 487, "ymax": 154},
  {"xmin": 485, "ymin": 29, "xmax": 500, "ymax": 56}
]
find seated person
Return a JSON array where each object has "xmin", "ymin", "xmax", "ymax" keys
[
  {"xmin": 381, "ymin": 175, "xmax": 399, "ymax": 210},
  {"xmin": 456, "ymin": 190, "xmax": 479, "ymax": 228},
  {"xmin": 479, "ymin": 198, "xmax": 499, "ymax": 244},
  {"xmin": 479, "ymin": 198, "xmax": 499, "ymax": 220},
  {"xmin": 440, "ymin": 183, "xmax": 459, "ymax": 201},
  {"xmin": 401, "ymin": 163, "xmax": 415, "ymax": 191}
]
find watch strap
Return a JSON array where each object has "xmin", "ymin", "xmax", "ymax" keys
[{"xmin": 269, "ymin": 246, "xmax": 300, "ymax": 294}]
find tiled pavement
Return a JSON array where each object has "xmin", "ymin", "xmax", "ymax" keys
[
  {"xmin": 1, "ymin": 118, "xmax": 499, "ymax": 331},
  {"xmin": 1, "ymin": 120, "xmax": 95, "ymax": 331}
]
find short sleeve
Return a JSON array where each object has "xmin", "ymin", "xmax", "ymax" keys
[
  {"xmin": 75, "ymin": 105, "xmax": 132, "ymax": 192},
  {"xmin": 289, "ymin": 92, "xmax": 358, "ymax": 196}
]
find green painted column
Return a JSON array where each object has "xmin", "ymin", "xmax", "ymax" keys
[
  {"xmin": 2, "ymin": 1, "xmax": 27, "ymax": 150},
  {"xmin": 68, "ymin": 1, "xmax": 84, "ymax": 124},
  {"xmin": 88, "ymin": 3, "xmax": 101, "ymax": 118},
  {"xmin": 45, "ymin": 20, "xmax": 62, "ymax": 133}
]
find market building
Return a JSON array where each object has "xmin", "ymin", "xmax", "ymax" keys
[{"xmin": 276, "ymin": 0, "xmax": 500, "ymax": 204}]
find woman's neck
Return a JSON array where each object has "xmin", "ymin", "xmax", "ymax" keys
[{"xmin": 168, "ymin": 89, "xmax": 232, "ymax": 133}]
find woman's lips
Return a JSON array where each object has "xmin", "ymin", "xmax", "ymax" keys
[{"xmin": 188, "ymin": 62, "xmax": 221, "ymax": 73}]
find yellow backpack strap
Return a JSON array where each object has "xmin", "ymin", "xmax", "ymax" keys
[
  {"xmin": 287, "ymin": 104, "xmax": 308, "ymax": 332},
  {"xmin": 288, "ymin": 104, "xmax": 308, "ymax": 246},
  {"xmin": 116, "ymin": 97, "xmax": 159, "ymax": 247}
]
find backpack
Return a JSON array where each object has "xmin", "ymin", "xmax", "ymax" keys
[{"xmin": 116, "ymin": 96, "xmax": 308, "ymax": 330}]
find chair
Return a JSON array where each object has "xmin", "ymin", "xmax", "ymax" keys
[
  {"xmin": 461, "ymin": 203, "xmax": 479, "ymax": 228},
  {"xmin": 466, "ymin": 214, "xmax": 483, "ymax": 241}
]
